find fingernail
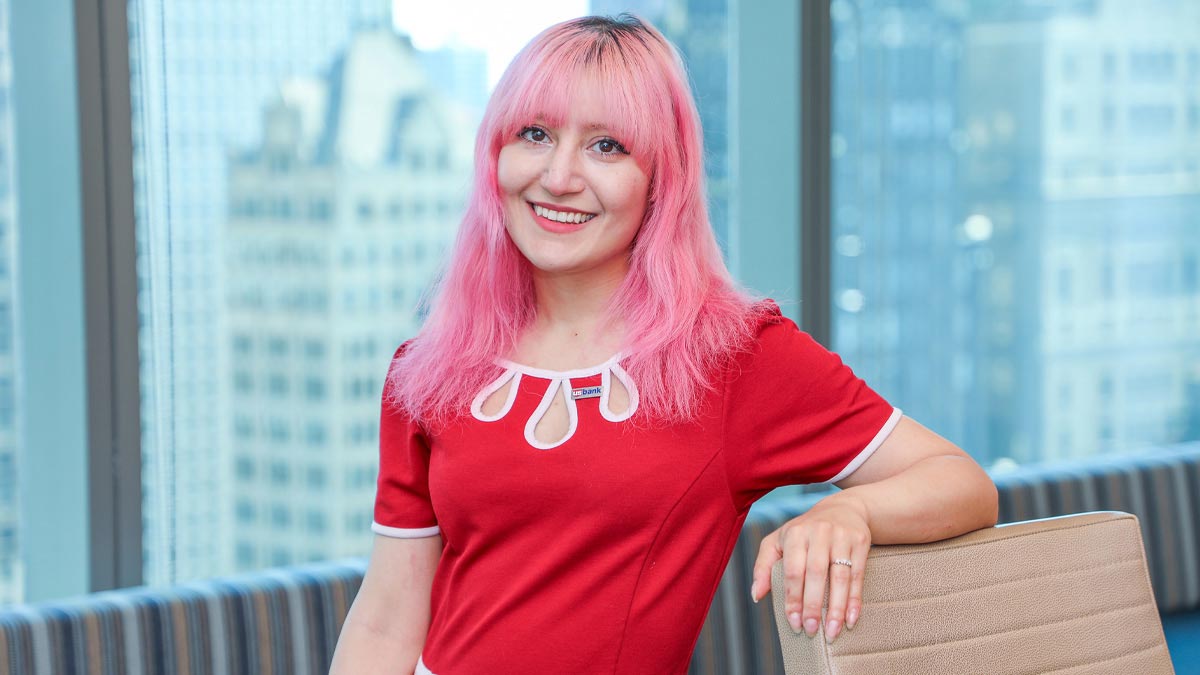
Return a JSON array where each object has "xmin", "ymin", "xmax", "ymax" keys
[
  {"xmin": 804, "ymin": 618, "xmax": 819, "ymax": 637},
  {"xmin": 825, "ymin": 619, "xmax": 840, "ymax": 643},
  {"xmin": 750, "ymin": 582, "xmax": 759, "ymax": 603},
  {"xmin": 788, "ymin": 612, "xmax": 802, "ymax": 633},
  {"xmin": 847, "ymin": 608, "xmax": 858, "ymax": 629}
]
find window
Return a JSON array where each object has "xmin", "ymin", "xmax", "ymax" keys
[
  {"xmin": 232, "ymin": 333, "xmax": 252, "ymax": 355},
  {"xmin": 269, "ymin": 462, "xmax": 290, "ymax": 486},
  {"xmin": 126, "ymin": 0, "xmax": 539, "ymax": 587},
  {"xmin": 304, "ymin": 377, "xmax": 326, "ymax": 401},
  {"xmin": 1129, "ymin": 49, "xmax": 1175, "ymax": 81},
  {"xmin": 305, "ymin": 511, "xmax": 327, "ymax": 534},
  {"xmin": 235, "ymin": 457, "xmax": 255, "ymax": 481},
  {"xmin": 15, "ymin": 0, "xmax": 1194, "ymax": 606},
  {"xmin": 267, "ymin": 337, "xmax": 287, "ymax": 357},
  {"xmin": 303, "ymin": 339, "xmax": 324, "ymax": 360},
  {"xmin": 235, "ymin": 500, "xmax": 256, "ymax": 523},
  {"xmin": 1128, "ymin": 104, "xmax": 1175, "ymax": 135},
  {"xmin": 305, "ymin": 422, "xmax": 327, "ymax": 447},
  {"xmin": 267, "ymin": 374, "xmax": 288, "ymax": 397},
  {"xmin": 270, "ymin": 506, "xmax": 291, "ymax": 529},
  {"xmin": 831, "ymin": 0, "xmax": 1200, "ymax": 470}
]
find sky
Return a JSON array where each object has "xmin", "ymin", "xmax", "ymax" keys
[{"xmin": 392, "ymin": 0, "xmax": 591, "ymax": 87}]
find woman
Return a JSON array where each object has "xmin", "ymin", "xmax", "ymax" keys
[{"xmin": 331, "ymin": 14, "xmax": 997, "ymax": 675}]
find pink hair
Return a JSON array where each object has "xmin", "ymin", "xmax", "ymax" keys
[{"xmin": 388, "ymin": 14, "xmax": 769, "ymax": 428}]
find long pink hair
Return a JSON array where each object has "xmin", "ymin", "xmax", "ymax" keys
[{"xmin": 388, "ymin": 14, "xmax": 769, "ymax": 428}]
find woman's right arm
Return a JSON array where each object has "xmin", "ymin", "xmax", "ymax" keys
[{"xmin": 330, "ymin": 533, "xmax": 442, "ymax": 674}]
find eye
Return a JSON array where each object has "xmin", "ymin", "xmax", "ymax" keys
[
  {"xmin": 519, "ymin": 126, "xmax": 550, "ymax": 144},
  {"xmin": 590, "ymin": 138, "xmax": 630, "ymax": 156}
]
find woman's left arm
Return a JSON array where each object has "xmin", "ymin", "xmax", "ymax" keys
[{"xmin": 749, "ymin": 415, "xmax": 998, "ymax": 644}]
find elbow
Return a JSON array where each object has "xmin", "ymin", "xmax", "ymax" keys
[{"xmin": 978, "ymin": 472, "xmax": 1000, "ymax": 529}]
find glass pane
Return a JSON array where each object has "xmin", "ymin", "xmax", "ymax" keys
[
  {"xmin": 832, "ymin": 0, "xmax": 1200, "ymax": 470},
  {"xmin": 0, "ymin": 0, "xmax": 20, "ymax": 603},
  {"xmin": 592, "ymin": 0, "xmax": 735, "ymax": 252},
  {"xmin": 128, "ymin": 1, "xmax": 610, "ymax": 584}
]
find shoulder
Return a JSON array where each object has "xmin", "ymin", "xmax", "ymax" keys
[
  {"xmin": 721, "ymin": 299, "xmax": 833, "ymax": 384},
  {"xmin": 743, "ymin": 299, "xmax": 818, "ymax": 357},
  {"xmin": 390, "ymin": 338, "xmax": 417, "ymax": 363}
]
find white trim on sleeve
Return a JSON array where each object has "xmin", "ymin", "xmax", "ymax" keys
[
  {"xmin": 824, "ymin": 407, "xmax": 904, "ymax": 484},
  {"xmin": 371, "ymin": 521, "xmax": 441, "ymax": 538}
]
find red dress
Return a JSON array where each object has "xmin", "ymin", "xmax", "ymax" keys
[{"xmin": 373, "ymin": 304, "xmax": 901, "ymax": 674}]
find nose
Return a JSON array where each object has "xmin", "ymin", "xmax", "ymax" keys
[{"xmin": 539, "ymin": 145, "xmax": 585, "ymax": 196}]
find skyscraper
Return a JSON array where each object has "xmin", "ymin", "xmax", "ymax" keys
[
  {"xmin": 835, "ymin": 0, "xmax": 1200, "ymax": 466},
  {"xmin": 224, "ymin": 27, "xmax": 473, "ymax": 569},
  {"xmin": 127, "ymin": 0, "xmax": 435, "ymax": 584}
]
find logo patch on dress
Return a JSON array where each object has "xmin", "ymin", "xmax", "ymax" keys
[{"xmin": 571, "ymin": 385, "xmax": 603, "ymax": 400}]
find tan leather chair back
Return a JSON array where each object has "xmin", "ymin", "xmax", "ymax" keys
[{"xmin": 771, "ymin": 511, "xmax": 1175, "ymax": 674}]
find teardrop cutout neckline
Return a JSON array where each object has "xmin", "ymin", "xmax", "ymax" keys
[{"xmin": 470, "ymin": 354, "xmax": 639, "ymax": 449}]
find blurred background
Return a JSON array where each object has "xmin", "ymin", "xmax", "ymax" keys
[{"xmin": 2, "ymin": 0, "xmax": 1197, "ymax": 610}]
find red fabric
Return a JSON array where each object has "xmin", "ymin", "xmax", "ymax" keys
[{"xmin": 373, "ymin": 303, "xmax": 897, "ymax": 674}]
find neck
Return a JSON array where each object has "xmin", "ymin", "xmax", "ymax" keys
[{"xmin": 529, "ymin": 256, "xmax": 629, "ymax": 343}]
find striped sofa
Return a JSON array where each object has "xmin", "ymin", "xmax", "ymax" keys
[{"xmin": 3, "ymin": 444, "xmax": 1198, "ymax": 675}]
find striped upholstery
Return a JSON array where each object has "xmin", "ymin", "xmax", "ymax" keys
[
  {"xmin": 2, "ymin": 445, "xmax": 1198, "ymax": 675},
  {"xmin": 0, "ymin": 564, "xmax": 366, "ymax": 675}
]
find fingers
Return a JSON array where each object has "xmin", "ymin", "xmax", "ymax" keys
[
  {"xmin": 750, "ymin": 531, "xmax": 782, "ymax": 603},
  {"xmin": 798, "ymin": 523, "xmax": 831, "ymax": 638},
  {"xmin": 755, "ymin": 516, "xmax": 870, "ymax": 644},
  {"xmin": 823, "ymin": 536, "xmax": 855, "ymax": 643},
  {"xmin": 846, "ymin": 544, "xmax": 869, "ymax": 631}
]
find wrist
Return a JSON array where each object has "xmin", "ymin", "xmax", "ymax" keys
[{"xmin": 823, "ymin": 487, "xmax": 873, "ymax": 531}]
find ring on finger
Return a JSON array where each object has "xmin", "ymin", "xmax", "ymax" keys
[{"xmin": 831, "ymin": 558, "xmax": 853, "ymax": 568}]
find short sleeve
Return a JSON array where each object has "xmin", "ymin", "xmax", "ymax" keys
[
  {"xmin": 372, "ymin": 342, "xmax": 440, "ymax": 539},
  {"xmin": 722, "ymin": 303, "xmax": 903, "ymax": 511}
]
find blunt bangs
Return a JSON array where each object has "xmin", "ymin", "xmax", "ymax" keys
[{"xmin": 488, "ymin": 17, "xmax": 677, "ymax": 176}]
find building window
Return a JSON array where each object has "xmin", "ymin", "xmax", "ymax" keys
[
  {"xmin": 234, "ymin": 415, "xmax": 254, "ymax": 439},
  {"xmin": 305, "ymin": 377, "xmax": 326, "ymax": 401},
  {"xmin": 309, "ymin": 197, "xmax": 333, "ymax": 222},
  {"xmin": 235, "ymin": 457, "xmax": 255, "ymax": 481},
  {"xmin": 235, "ymin": 499, "xmax": 256, "ymax": 523},
  {"xmin": 236, "ymin": 543, "xmax": 256, "ymax": 568},
  {"xmin": 270, "ymin": 506, "xmax": 291, "ymax": 529},
  {"xmin": 305, "ymin": 422, "xmax": 327, "ymax": 447},
  {"xmin": 304, "ymin": 340, "xmax": 325, "ymax": 359},
  {"xmin": 357, "ymin": 199, "xmax": 374, "ymax": 222},
  {"xmin": 305, "ymin": 511, "xmax": 327, "ymax": 534},
  {"xmin": 234, "ymin": 371, "xmax": 253, "ymax": 394},
  {"xmin": 267, "ymin": 337, "xmax": 288, "ymax": 356},
  {"xmin": 269, "ymin": 419, "xmax": 291, "ymax": 443},
  {"xmin": 270, "ymin": 462, "xmax": 291, "ymax": 486},
  {"xmin": 1129, "ymin": 49, "xmax": 1175, "ymax": 81}
]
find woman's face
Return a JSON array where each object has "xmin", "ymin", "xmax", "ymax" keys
[{"xmin": 496, "ymin": 77, "xmax": 651, "ymax": 279}]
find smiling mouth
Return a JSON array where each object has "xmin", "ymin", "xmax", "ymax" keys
[{"xmin": 529, "ymin": 202, "xmax": 598, "ymax": 225}]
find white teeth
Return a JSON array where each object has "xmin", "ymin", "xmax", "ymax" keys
[{"xmin": 532, "ymin": 203, "xmax": 596, "ymax": 224}]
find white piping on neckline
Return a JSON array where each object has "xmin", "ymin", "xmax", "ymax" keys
[
  {"xmin": 470, "ymin": 354, "xmax": 638, "ymax": 449},
  {"xmin": 599, "ymin": 361, "xmax": 638, "ymax": 422},
  {"xmin": 470, "ymin": 368, "xmax": 522, "ymax": 422},
  {"xmin": 494, "ymin": 351, "xmax": 625, "ymax": 380},
  {"xmin": 523, "ymin": 378, "xmax": 580, "ymax": 450}
]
